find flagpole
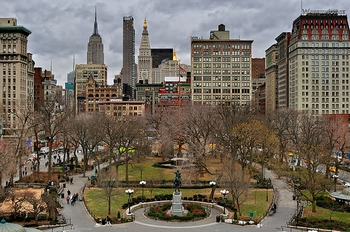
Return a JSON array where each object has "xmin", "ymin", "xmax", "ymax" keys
[{"xmin": 177, "ymin": 60, "xmax": 181, "ymax": 157}]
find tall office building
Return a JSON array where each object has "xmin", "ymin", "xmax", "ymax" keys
[
  {"xmin": 288, "ymin": 9, "xmax": 350, "ymax": 114},
  {"xmin": 137, "ymin": 18, "xmax": 152, "ymax": 84},
  {"xmin": 87, "ymin": 8, "xmax": 104, "ymax": 65},
  {"xmin": 0, "ymin": 18, "xmax": 34, "ymax": 144},
  {"xmin": 191, "ymin": 24, "xmax": 253, "ymax": 106},
  {"xmin": 265, "ymin": 44, "xmax": 278, "ymax": 113},
  {"xmin": 275, "ymin": 32, "xmax": 290, "ymax": 109},
  {"xmin": 123, "ymin": 16, "xmax": 136, "ymax": 99}
]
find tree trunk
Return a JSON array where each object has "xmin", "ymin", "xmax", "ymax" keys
[
  {"xmin": 108, "ymin": 197, "xmax": 111, "ymax": 215},
  {"xmin": 236, "ymin": 198, "xmax": 242, "ymax": 216},
  {"xmin": 312, "ymin": 199, "xmax": 317, "ymax": 212},
  {"xmin": 48, "ymin": 142, "xmax": 53, "ymax": 180},
  {"xmin": 125, "ymin": 154, "xmax": 129, "ymax": 183}
]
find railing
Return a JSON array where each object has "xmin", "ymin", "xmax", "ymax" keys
[{"xmin": 122, "ymin": 200, "xmax": 225, "ymax": 219}]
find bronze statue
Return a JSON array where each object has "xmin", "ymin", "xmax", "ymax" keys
[{"xmin": 173, "ymin": 170, "xmax": 182, "ymax": 193}]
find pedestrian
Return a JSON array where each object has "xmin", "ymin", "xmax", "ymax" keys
[
  {"xmin": 105, "ymin": 215, "xmax": 112, "ymax": 226},
  {"xmin": 66, "ymin": 195, "xmax": 70, "ymax": 204},
  {"xmin": 70, "ymin": 177, "xmax": 73, "ymax": 185},
  {"xmin": 67, "ymin": 189, "xmax": 71, "ymax": 196}
]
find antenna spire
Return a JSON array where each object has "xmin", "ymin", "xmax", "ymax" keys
[{"xmin": 93, "ymin": 6, "xmax": 99, "ymax": 35}]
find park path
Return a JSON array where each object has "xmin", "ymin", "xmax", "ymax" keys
[{"xmin": 41, "ymin": 165, "xmax": 302, "ymax": 232}]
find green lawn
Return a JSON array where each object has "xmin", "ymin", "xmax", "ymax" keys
[
  {"xmin": 85, "ymin": 187, "xmax": 273, "ymax": 221},
  {"xmin": 303, "ymin": 204, "xmax": 350, "ymax": 222},
  {"xmin": 86, "ymin": 156, "xmax": 272, "ymax": 221}
]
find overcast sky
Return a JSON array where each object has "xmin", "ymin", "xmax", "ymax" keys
[{"xmin": 0, "ymin": 0, "xmax": 348, "ymax": 86}]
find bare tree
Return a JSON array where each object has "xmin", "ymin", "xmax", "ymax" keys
[
  {"xmin": 97, "ymin": 167, "xmax": 119, "ymax": 215},
  {"xmin": 22, "ymin": 190, "xmax": 45, "ymax": 223},
  {"xmin": 37, "ymin": 101, "xmax": 73, "ymax": 180},
  {"xmin": 222, "ymin": 160, "xmax": 251, "ymax": 216},
  {"xmin": 147, "ymin": 169, "xmax": 164, "ymax": 199},
  {"xmin": 70, "ymin": 113, "xmax": 104, "ymax": 177},
  {"xmin": 7, "ymin": 188, "xmax": 26, "ymax": 219},
  {"xmin": 265, "ymin": 108, "xmax": 299, "ymax": 162},
  {"xmin": 287, "ymin": 111, "xmax": 333, "ymax": 212},
  {"xmin": 180, "ymin": 105, "xmax": 216, "ymax": 177}
]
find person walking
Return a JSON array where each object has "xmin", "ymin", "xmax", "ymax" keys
[
  {"xmin": 66, "ymin": 195, "xmax": 70, "ymax": 204},
  {"xmin": 105, "ymin": 215, "xmax": 112, "ymax": 226},
  {"xmin": 67, "ymin": 189, "xmax": 71, "ymax": 196},
  {"xmin": 70, "ymin": 177, "xmax": 73, "ymax": 185}
]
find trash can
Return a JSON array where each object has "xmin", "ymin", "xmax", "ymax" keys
[
  {"xmin": 61, "ymin": 193, "xmax": 64, "ymax": 199},
  {"xmin": 216, "ymin": 215, "xmax": 220, "ymax": 223}
]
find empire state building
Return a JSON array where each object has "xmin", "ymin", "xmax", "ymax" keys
[{"xmin": 87, "ymin": 8, "xmax": 104, "ymax": 64}]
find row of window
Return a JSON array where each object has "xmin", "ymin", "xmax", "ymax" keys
[
  {"xmin": 300, "ymin": 72, "xmax": 349, "ymax": 78},
  {"xmin": 302, "ymin": 55, "xmax": 349, "ymax": 60},
  {"xmin": 301, "ymin": 42, "xmax": 349, "ymax": 47},
  {"xmin": 193, "ymin": 44, "xmax": 250, "ymax": 49},
  {"xmin": 301, "ymin": 34, "xmax": 348, "ymax": 40},
  {"xmin": 301, "ymin": 98, "xmax": 350, "ymax": 103},
  {"xmin": 0, "ymin": 39, "xmax": 17, "ymax": 44},
  {"xmin": 193, "ymin": 76, "xmax": 250, "ymax": 81},
  {"xmin": 193, "ymin": 57, "xmax": 249, "ymax": 62},
  {"xmin": 193, "ymin": 51, "xmax": 251, "ymax": 56},
  {"xmin": 193, "ymin": 88, "xmax": 250, "ymax": 94},
  {"xmin": 192, "ymin": 70, "xmax": 250, "ymax": 74},
  {"xmin": 193, "ymin": 82, "xmax": 250, "ymax": 87},
  {"xmin": 301, "ymin": 103, "xmax": 346, "ymax": 109},
  {"xmin": 299, "ymin": 91, "xmax": 349, "ymax": 97}
]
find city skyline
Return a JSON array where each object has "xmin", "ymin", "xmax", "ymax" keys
[{"xmin": 0, "ymin": 0, "xmax": 348, "ymax": 86}]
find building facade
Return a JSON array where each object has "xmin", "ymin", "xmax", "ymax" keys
[
  {"xmin": 123, "ymin": 16, "xmax": 136, "ymax": 99},
  {"xmin": 265, "ymin": 44, "xmax": 278, "ymax": 113},
  {"xmin": 276, "ymin": 32, "xmax": 290, "ymax": 109},
  {"xmin": 85, "ymin": 75, "xmax": 122, "ymax": 113},
  {"xmin": 0, "ymin": 18, "xmax": 34, "ymax": 141},
  {"xmin": 87, "ymin": 8, "xmax": 104, "ymax": 65},
  {"xmin": 75, "ymin": 63, "xmax": 107, "ymax": 113},
  {"xmin": 99, "ymin": 100, "xmax": 145, "ymax": 117},
  {"xmin": 34, "ymin": 68, "xmax": 56, "ymax": 111},
  {"xmin": 191, "ymin": 24, "xmax": 253, "ymax": 106},
  {"xmin": 288, "ymin": 9, "xmax": 350, "ymax": 114},
  {"xmin": 251, "ymin": 58, "xmax": 266, "ymax": 91}
]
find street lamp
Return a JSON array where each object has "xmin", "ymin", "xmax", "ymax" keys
[
  {"xmin": 139, "ymin": 180, "xmax": 146, "ymax": 203},
  {"xmin": 125, "ymin": 189, "xmax": 134, "ymax": 214},
  {"xmin": 220, "ymin": 189, "xmax": 229, "ymax": 215},
  {"xmin": 209, "ymin": 181, "xmax": 216, "ymax": 203}
]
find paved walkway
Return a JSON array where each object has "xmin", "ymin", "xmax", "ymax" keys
[{"xmin": 41, "ymin": 167, "xmax": 302, "ymax": 232}]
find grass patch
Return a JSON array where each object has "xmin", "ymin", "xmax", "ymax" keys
[{"xmin": 85, "ymin": 187, "xmax": 272, "ymax": 221}]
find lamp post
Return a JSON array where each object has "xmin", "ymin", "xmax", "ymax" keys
[
  {"xmin": 209, "ymin": 181, "xmax": 216, "ymax": 203},
  {"xmin": 220, "ymin": 189, "xmax": 229, "ymax": 215},
  {"xmin": 125, "ymin": 189, "xmax": 134, "ymax": 214},
  {"xmin": 139, "ymin": 180, "xmax": 146, "ymax": 203}
]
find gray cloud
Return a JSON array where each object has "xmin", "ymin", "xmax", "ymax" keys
[{"xmin": 0, "ymin": 0, "xmax": 348, "ymax": 85}]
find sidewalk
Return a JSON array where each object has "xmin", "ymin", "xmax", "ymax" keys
[{"xmin": 261, "ymin": 168, "xmax": 297, "ymax": 231}]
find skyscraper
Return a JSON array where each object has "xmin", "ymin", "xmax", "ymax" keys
[
  {"xmin": 87, "ymin": 7, "xmax": 104, "ymax": 65},
  {"xmin": 123, "ymin": 16, "xmax": 135, "ymax": 99},
  {"xmin": 137, "ymin": 18, "xmax": 152, "ymax": 84}
]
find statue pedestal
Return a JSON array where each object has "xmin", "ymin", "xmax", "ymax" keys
[{"xmin": 170, "ymin": 191, "xmax": 185, "ymax": 216}]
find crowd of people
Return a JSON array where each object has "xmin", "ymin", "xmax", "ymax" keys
[{"xmin": 66, "ymin": 190, "xmax": 79, "ymax": 206}]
